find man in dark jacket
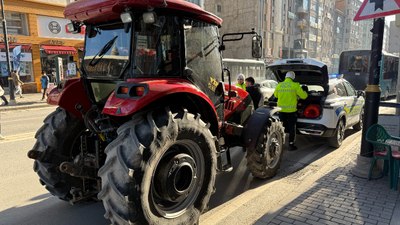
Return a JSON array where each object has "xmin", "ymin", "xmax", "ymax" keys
[{"xmin": 245, "ymin": 77, "xmax": 263, "ymax": 109}]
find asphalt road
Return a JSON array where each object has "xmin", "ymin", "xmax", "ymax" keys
[{"xmin": 0, "ymin": 106, "xmax": 394, "ymax": 225}]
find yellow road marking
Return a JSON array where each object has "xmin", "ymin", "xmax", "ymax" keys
[{"xmin": 0, "ymin": 132, "xmax": 36, "ymax": 143}]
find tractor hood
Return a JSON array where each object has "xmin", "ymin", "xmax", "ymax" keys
[{"xmin": 267, "ymin": 58, "xmax": 329, "ymax": 88}]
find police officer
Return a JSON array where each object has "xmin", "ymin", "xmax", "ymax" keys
[
  {"xmin": 274, "ymin": 71, "xmax": 308, "ymax": 151},
  {"xmin": 236, "ymin": 73, "xmax": 246, "ymax": 90}
]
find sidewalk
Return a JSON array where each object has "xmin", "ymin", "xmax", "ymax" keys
[
  {"xmin": 0, "ymin": 92, "xmax": 52, "ymax": 111},
  {"xmin": 201, "ymin": 134, "xmax": 400, "ymax": 225}
]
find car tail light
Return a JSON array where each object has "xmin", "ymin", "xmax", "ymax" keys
[{"xmin": 303, "ymin": 104, "xmax": 321, "ymax": 118}]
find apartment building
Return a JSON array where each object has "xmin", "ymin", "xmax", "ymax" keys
[
  {"xmin": 186, "ymin": 0, "xmax": 204, "ymax": 8},
  {"xmin": 205, "ymin": 0, "xmax": 271, "ymax": 61},
  {"xmin": 388, "ymin": 20, "xmax": 400, "ymax": 55}
]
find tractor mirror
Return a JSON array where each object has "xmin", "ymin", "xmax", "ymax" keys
[
  {"xmin": 252, "ymin": 35, "xmax": 262, "ymax": 59},
  {"xmin": 66, "ymin": 21, "xmax": 81, "ymax": 34},
  {"xmin": 87, "ymin": 25, "xmax": 97, "ymax": 38}
]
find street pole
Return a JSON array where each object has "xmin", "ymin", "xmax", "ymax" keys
[
  {"xmin": 351, "ymin": 18, "xmax": 384, "ymax": 178},
  {"xmin": 1, "ymin": 0, "xmax": 15, "ymax": 104}
]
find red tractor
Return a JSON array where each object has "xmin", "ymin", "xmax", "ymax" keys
[{"xmin": 28, "ymin": 0, "xmax": 284, "ymax": 224}]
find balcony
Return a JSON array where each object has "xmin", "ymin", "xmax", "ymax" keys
[{"xmin": 297, "ymin": 7, "xmax": 308, "ymax": 15}]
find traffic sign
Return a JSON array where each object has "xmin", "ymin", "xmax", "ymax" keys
[{"xmin": 354, "ymin": 0, "xmax": 400, "ymax": 21}]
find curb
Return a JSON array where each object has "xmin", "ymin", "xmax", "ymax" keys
[{"xmin": 0, "ymin": 103, "xmax": 54, "ymax": 112}]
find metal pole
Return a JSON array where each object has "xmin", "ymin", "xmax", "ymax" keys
[
  {"xmin": 1, "ymin": 0, "xmax": 15, "ymax": 104},
  {"xmin": 351, "ymin": 18, "xmax": 384, "ymax": 179},
  {"xmin": 360, "ymin": 18, "xmax": 384, "ymax": 158}
]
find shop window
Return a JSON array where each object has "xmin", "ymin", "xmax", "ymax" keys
[
  {"xmin": 0, "ymin": 12, "xmax": 29, "ymax": 35},
  {"xmin": 0, "ymin": 45, "xmax": 33, "ymax": 82}
]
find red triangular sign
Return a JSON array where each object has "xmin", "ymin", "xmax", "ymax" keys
[{"xmin": 354, "ymin": 0, "xmax": 400, "ymax": 21}]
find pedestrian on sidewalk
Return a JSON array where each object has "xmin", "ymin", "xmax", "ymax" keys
[
  {"xmin": 11, "ymin": 70, "xmax": 24, "ymax": 98},
  {"xmin": 40, "ymin": 71, "xmax": 49, "ymax": 101},
  {"xmin": 0, "ymin": 79, "xmax": 8, "ymax": 106},
  {"xmin": 245, "ymin": 76, "xmax": 263, "ymax": 109},
  {"xmin": 274, "ymin": 71, "xmax": 308, "ymax": 151}
]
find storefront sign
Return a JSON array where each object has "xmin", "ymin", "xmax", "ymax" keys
[
  {"xmin": 0, "ymin": 36, "xmax": 18, "ymax": 43},
  {"xmin": 37, "ymin": 16, "xmax": 84, "ymax": 40},
  {"xmin": 48, "ymin": 40, "xmax": 65, "ymax": 45},
  {"xmin": 48, "ymin": 21, "xmax": 61, "ymax": 34}
]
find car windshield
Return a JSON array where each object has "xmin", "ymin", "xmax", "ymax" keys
[{"xmin": 83, "ymin": 23, "xmax": 131, "ymax": 79}]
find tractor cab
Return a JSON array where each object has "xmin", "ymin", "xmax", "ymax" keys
[{"xmin": 68, "ymin": 7, "xmax": 224, "ymax": 109}]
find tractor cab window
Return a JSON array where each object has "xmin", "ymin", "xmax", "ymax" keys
[
  {"xmin": 184, "ymin": 20, "xmax": 222, "ymax": 100},
  {"xmin": 132, "ymin": 15, "xmax": 181, "ymax": 77},
  {"xmin": 83, "ymin": 22, "xmax": 131, "ymax": 79}
]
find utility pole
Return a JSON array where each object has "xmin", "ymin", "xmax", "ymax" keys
[
  {"xmin": 1, "ymin": 0, "xmax": 15, "ymax": 104},
  {"xmin": 351, "ymin": 18, "xmax": 384, "ymax": 178}
]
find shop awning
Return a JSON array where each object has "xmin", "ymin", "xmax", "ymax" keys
[
  {"xmin": 0, "ymin": 44, "xmax": 31, "ymax": 51},
  {"xmin": 41, "ymin": 45, "xmax": 77, "ymax": 55}
]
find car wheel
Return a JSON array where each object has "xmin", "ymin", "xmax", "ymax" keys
[{"xmin": 328, "ymin": 119, "xmax": 345, "ymax": 148}]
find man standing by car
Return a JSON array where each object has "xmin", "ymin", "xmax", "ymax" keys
[
  {"xmin": 245, "ymin": 76, "xmax": 263, "ymax": 109},
  {"xmin": 274, "ymin": 71, "xmax": 308, "ymax": 151}
]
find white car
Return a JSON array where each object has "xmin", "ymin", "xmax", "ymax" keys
[
  {"xmin": 259, "ymin": 79, "xmax": 278, "ymax": 100},
  {"xmin": 267, "ymin": 58, "xmax": 365, "ymax": 148}
]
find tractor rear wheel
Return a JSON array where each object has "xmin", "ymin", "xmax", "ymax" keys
[
  {"xmin": 246, "ymin": 118, "xmax": 285, "ymax": 179},
  {"xmin": 98, "ymin": 108, "xmax": 217, "ymax": 225},
  {"xmin": 29, "ymin": 107, "xmax": 88, "ymax": 201}
]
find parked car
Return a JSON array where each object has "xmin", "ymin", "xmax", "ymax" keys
[
  {"xmin": 259, "ymin": 79, "xmax": 278, "ymax": 100},
  {"xmin": 267, "ymin": 58, "xmax": 365, "ymax": 148}
]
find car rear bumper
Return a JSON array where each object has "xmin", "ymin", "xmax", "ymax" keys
[{"xmin": 297, "ymin": 122, "xmax": 335, "ymax": 137}]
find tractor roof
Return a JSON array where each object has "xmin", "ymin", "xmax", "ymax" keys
[{"xmin": 64, "ymin": 0, "xmax": 222, "ymax": 26}]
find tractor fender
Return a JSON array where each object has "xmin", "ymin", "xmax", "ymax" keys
[
  {"xmin": 243, "ymin": 106, "xmax": 281, "ymax": 151},
  {"xmin": 102, "ymin": 78, "xmax": 219, "ymax": 134},
  {"xmin": 47, "ymin": 78, "xmax": 92, "ymax": 119}
]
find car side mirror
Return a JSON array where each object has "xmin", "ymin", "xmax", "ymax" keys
[{"xmin": 252, "ymin": 35, "xmax": 262, "ymax": 58}]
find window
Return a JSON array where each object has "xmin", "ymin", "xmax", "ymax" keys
[
  {"xmin": 335, "ymin": 83, "xmax": 347, "ymax": 97},
  {"xmin": 216, "ymin": 4, "xmax": 222, "ymax": 13},
  {"xmin": 0, "ymin": 12, "xmax": 29, "ymax": 35},
  {"xmin": 184, "ymin": 20, "xmax": 222, "ymax": 99},
  {"xmin": 343, "ymin": 81, "xmax": 356, "ymax": 96}
]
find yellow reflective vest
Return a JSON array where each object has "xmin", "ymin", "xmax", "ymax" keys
[
  {"xmin": 236, "ymin": 83, "xmax": 246, "ymax": 90},
  {"xmin": 274, "ymin": 78, "xmax": 308, "ymax": 113}
]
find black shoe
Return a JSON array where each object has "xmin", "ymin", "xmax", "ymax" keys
[{"xmin": 289, "ymin": 144, "xmax": 298, "ymax": 151}]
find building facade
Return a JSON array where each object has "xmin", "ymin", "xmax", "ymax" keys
[
  {"xmin": 204, "ymin": 0, "xmax": 271, "ymax": 61},
  {"xmin": 0, "ymin": 0, "xmax": 83, "ymax": 93},
  {"xmin": 186, "ymin": 0, "xmax": 204, "ymax": 8},
  {"xmin": 388, "ymin": 20, "xmax": 400, "ymax": 55}
]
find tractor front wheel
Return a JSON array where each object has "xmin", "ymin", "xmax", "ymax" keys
[
  {"xmin": 98, "ymin": 108, "xmax": 217, "ymax": 225},
  {"xmin": 246, "ymin": 118, "xmax": 285, "ymax": 179}
]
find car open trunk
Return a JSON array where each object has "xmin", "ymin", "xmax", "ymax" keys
[{"xmin": 267, "ymin": 58, "xmax": 329, "ymax": 94}]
